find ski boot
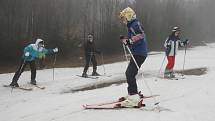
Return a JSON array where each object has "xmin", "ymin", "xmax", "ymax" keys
[
  {"xmin": 30, "ymin": 80, "xmax": 37, "ymax": 85},
  {"xmin": 92, "ymin": 72, "xmax": 100, "ymax": 76},
  {"xmin": 164, "ymin": 68, "xmax": 172, "ymax": 78},
  {"xmin": 169, "ymin": 72, "xmax": 175, "ymax": 78},
  {"xmin": 164, "ymin": 73, "xmax": 170, "ymax": 78},
  {"xmin": 118, "ymin": 93, "xmax": 145, "ymax": 108},
  {"xmin": 82, "ymin": 72, "xmax": 88, "ymax": 78},
  {"xmin": 9, "ymin": 82, "xmax": 19, "ymax": 87}
]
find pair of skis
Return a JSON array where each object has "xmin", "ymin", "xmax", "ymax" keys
[
  {"xmin": 76, "ymin": 74, "xmax": 112, "ymax": 79},
  {"xmin": 165, "ymin": 76, "xmax": 185, "ymax": 80},
  {"xmin": 83, "ymin": 94, "xmax": 160, "ymax": 109},
  {"xmin": 76, "ymin": 75, "xmax": 99, "ymax": 79},
  {"xmin": 3, "ymin": 84, "xmax": 45, "ymax": 91},
  {"xmin": 157, "ymin": 75, "xmax": 185, "ymax": 80}
]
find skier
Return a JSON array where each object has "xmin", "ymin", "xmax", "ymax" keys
[
  {"xmin": 119, "ymin": 7, "xmax": 148, "ymax": 108},
  {"xmin": 9, "ymin": 38, "xmax": 58, "ymax": 87},
  {"xmin": 164, "ymin": 27, "xmax": 189, "ymax": 78},
  {"xmin": 82, "ymin": 34, "xmax": 101, "ymax": 78}
]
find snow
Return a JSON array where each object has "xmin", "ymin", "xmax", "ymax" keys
[{"xmin": 1, "ymin": 43, "xmax": 215, "ymax": 121}]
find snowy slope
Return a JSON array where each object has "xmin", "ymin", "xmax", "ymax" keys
[{"xmin": 0, "ymin": 44, "xmax": 215, "ymax": 121}]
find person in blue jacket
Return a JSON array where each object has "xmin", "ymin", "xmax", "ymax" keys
[
  {"xmin": 119, "ymin": 7, "xmax": 148, "ymax": 107},
  {"xmin": 9, "ymin": 39, "xmax": 58, "ymax": 87}
]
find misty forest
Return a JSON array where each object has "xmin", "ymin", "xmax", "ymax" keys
[{"xmin": 0, "ymin": 0, "xmax": 214, "ymax": 73}]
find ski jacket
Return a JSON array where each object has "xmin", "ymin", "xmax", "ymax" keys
[
  {"xmin": 127, "ymin": 19, "xmax": 148, "ymax": 57},
  {"xmin": 84, "ymin": 41, "xmax": 100, "ymax": 56},
  {"xmin": 23, "ymin": 39, "xmax": 54, "ymax": 61},
  {"xmin": 164, "ymin": 35, "xmax": 185, "ymax": 56}
]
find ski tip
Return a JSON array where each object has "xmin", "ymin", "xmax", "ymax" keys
[
  {"xmin": 3, "ymin": 85, "xmax": 10, "ymax": 87},
  {"xmin": 82, "ymin": 105, "xmax": 91, "ymax": 109},
  {"xmin": 41, "ymin": 87, "xmax": 46, "ymax": 89},
  {"xmin": 82, "ymin": 105, "xmax": 87, "ymax": 108},
  {"xmin": 154, "ymin": 102, "xmax": 160, "ymax": 105},
  {"xmin": 36, "ymin": 86, "xmax": 46, "ymax": 90},
  {"xmin": 3, "ymin": 85, "xmax": 34, "ymax": 91}
]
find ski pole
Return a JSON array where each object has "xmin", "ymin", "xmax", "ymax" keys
[
  {"xmin": 125, "ymin": 45, "xmax": 140, "ymax": 70},
  {"xmin": 100, "ymin": 53, "xmax": 106, "ymax": 75},
  {"xmin": 122, "ymin": 44, "xmax": 129, "ymax": 62},
  {"xmin": 89, "ymin": 52, "xmax": 93, "ymax": 74},
  {"xmin": 158, "ymin": 54, "xmax": 166, "ymax": 75},
  {"xmin": 182, "ymin": 44, "xmax": 187, "ymax": 76},
  {"xmin": 155, "ymin": 54, "xmax": 166, "ymax": 81},
  {"xmin": 154, "ymin": 54, "xmax": 166, "ymax": 81},
  {"xmin": 53, "ymin": 54, "xmax": 57, "ymax": 81},
  {"xmin": 125, "ymin": 45, "xmax": 158, "ymax": 106}
]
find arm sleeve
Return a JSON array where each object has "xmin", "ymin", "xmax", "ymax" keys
[
  {"xmin": 130, "ymin": 22, "xmax": 145, "ymax": 43},
  {"xmin": 24, "ymin": 45, "xmax": 31, "ymax": 54},
  {"xmin": 42, "ymin": 48, "xmax": 54, "ymax": 55},
  {"xmin": 23, "ymin": 45, "xmax": 35, "ymax": 60},
  {"xmin": 164, "ymin": 37, "xmax": 170, "ymax": 48}
]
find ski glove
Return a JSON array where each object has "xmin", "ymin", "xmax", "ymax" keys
[
  {"xmin": 119, "ymin": 35, "xmax": 133, "ymax": 45},
  {"xmin": 53, "ymin": 48, "xmax": 58, "ymax": 53},
  {"xmin": 25, "ymin": 52, "xmax": 30, "ymax": 57},
  {"xmin": 119, "ymin": 35, "xmax": 126, "ymax": 40},
  {"xmin": 183, "ymin": 39, "xmax": 189, "ymax": 45}
]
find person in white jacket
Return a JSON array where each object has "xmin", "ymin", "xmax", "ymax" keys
[{"xmin": 164, "ymin": 27, "xmax": 189, "ymax": 78}]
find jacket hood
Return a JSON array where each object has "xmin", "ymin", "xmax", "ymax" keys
[{"xmin": 35, "ymin": 39, "xmax": 44, "ymax": 46}]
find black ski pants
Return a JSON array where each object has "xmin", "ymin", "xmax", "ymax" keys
[
  {"xmin": 12, "ymin": 59, "xmax": 36, "ymax": 83},
  {"xmin": 126, "ymin": 55, "xmax": 146, "ymax": 95},
  {"xmin": 83, "ymin": 54, "xmax": 97, "ymax": 73}
]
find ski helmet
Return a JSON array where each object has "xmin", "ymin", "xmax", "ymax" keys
[{"xmin": 119, "ymin": 7, "xmax": 136, "ymax": 23}]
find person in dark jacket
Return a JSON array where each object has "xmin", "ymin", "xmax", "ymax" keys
[
  {"xmin": 82, "ymin": 34, "xmax": 101, "ymax": 77},
  {"xmin": 9, "ymin": 39, "xmax": 58, "ymax": 87},
  {"xmin": 164, "ymin": 27, "xmax": 189, "ymax": 78},
  {"xmin": 119, "ymin": 7, "xmax": 148, "ymax": 107}
]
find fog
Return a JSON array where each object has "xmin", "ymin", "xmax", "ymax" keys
[{"xmin": 0, "ymin": 0, "xmax": 214, "ymax": 63}]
